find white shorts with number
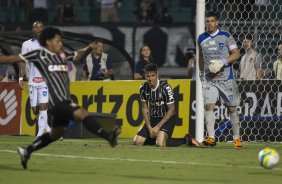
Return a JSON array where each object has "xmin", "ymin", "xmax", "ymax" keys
[
  {"xmin": 203, "ymin": 80, "xmax": 240, "ymax": 107},
  {"xmin": 29, "ymin": 85, "xmax": 49, "ymax": 107}
]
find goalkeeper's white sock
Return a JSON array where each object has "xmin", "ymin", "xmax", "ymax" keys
[
  {"xmin": 205, "ymin": 111, "xmax": 215, "ymax": 138},
  {"xmin": 230, "ymin": 111, "xmax": 240, "ymax": 139}
]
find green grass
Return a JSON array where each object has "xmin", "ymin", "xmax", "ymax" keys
[{"xmin": 1, "ymin": 136, "xmax": 282, "ymax": 184}]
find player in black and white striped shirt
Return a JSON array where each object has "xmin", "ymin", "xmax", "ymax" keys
[
  {"xmin": 133, "ymin": 63, "xmax": 200, "ymax": 147},
  {"xmin": 0, "ymin": 27, "xmax": 121, "ymax": 169}
]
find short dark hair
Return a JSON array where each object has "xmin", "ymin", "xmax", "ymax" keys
[
  {"xmin": 39, "ymin": 27, "xmax": 62, "ymax": 47},
  {"xmin": 144, "ymin": 63, "xmax": 158, "ymax": 72},
  {"xmin": 206, "ymin": 11, "xmax": 218, "ymax": 20},
  {"xmin": 94, "ymin": 38, "xmax": 104, "ymax": 44},
  {"xmin": 245, "ymin": 33, "xmax": 253, "ymax": 41}
]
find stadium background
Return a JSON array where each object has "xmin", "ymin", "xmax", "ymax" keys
[{"xmin": 1, "ymin": 0, "xmax": 282, "ymax": 142}]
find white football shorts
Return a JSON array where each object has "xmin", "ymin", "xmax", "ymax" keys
[{"xmin": 28, "ymin": 85, "xmax": 49, "ymax": 107}]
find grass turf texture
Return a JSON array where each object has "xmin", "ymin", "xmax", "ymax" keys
[{"xmin": 0, "ymin": 136, "xmax": 282, "ymax": 184}]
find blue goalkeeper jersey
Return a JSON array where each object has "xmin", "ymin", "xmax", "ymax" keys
[{"xmin": 198, "ymin": 29, "xmax": 238, "ymax": 81}]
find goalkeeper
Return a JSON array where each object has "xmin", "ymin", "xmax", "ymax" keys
[{"xmin": 197, "ymin": 11, "xmax": 242, "ymax": 148}]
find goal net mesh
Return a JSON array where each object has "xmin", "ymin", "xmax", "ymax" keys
[{"xmin": 205, "ymin": 0, "xmax": 282, "ymax": 142}]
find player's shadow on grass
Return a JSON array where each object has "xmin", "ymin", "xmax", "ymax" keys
[
  {"xmin": 120, "ymin": 174, "xmax": 187, "ymax": 182},
  {"xmin": 120, "ymin": 174, "xmax": 228, "ymax": 183},
  {"xmin": 248, "ymin": 171, "xmax": 282, "ymax": 176},
  {"xmin": 0, "ymin": 164, "xmax": 24, "ymax": 171}
]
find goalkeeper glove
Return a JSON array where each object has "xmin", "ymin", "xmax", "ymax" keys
[{"xmin": 208, "ymin": 59, "xmax": 228, "ymax": 73}]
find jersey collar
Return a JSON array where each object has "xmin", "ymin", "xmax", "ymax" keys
[
  {"xmin": 151, "ymin": 79, "xmax": 160, "ymax": 91},
  {"xmin": 43, "ymin": 48, "xmax": 57, "ymax": 55},
  {"xmin": 209, "ymin": 29, "xmax": 219, "ymax": 38}
]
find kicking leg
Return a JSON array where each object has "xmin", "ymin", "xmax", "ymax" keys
[
  {"xmin": 18, "ymin": 126, "xmax": 64, "ymax": 169},
  {"xmin": 74, "ymin": 108, "xmax": 120, "ymax": 147}
]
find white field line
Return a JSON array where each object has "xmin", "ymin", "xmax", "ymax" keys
[{"xmin": 0, "ymin": 149, "xmax": 281, "ymax": 171}]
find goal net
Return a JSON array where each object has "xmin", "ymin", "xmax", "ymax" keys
[{"xmin": 204, "ymin": 0, "xmax": 282, "ymax": 142}]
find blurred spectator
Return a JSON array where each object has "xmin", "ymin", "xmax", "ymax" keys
[
  {"xmin": 59, "ymin": 0, "xmax": 76, "ymax": 23},
  {"xmin": 240, "ymin": 34, "xmax": 264, "ymax": 80},
  {"xmin": 97, "ymin": 0, "xmax": 121, "ymax": 22},
  {"xmin": 0, "ymin": 64, "xmax": 7, "ymax": 81},
  {"xmin": 0, "ymin": 24, "xmax": 5, "ymax": 32},
  {"xmin": 15, "ymin": 26, "xmax": 23, "ymax": 31},
  {"xmin": 273, "ymin": 42, "xmax": 282, "ymax": 80},
  {"xmin": 30, "ymin": 0, "xmax": 48, "ymax": 23},
  {"xmin": 134, "ymin": 0, "xmax": 158, "ymax": 24},
  {"xmin": 254, "ymin": 0, "xmax": 271, "ymax": 20},
  {"xmin": 83, "ymin": 39, "xmax": 114, "ymax": 80},
  {"xmin": 186, "ymin": 48, "xmax": 196, "ymax": 80},
  {"xmin": 157, "ymin": 6, "xmax": 173, "ymax": 23},
  {"xmin": 0, "ymin": 48, "xmax": 8, "ymax": 81},
  {"xmin": 134, "ymin": 43, "xmax": 153, "ymax": 80}
]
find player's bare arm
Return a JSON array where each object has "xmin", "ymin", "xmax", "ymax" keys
[
  {"xmin": 226, "ymin": 48, "xmax": 240, "ymax": 64},
  {"xmin": 74, "ymin": 42, "xmax": 99, "ymax": 62},
  {"xmin": 0, "ymin": 55, "xmax": 24, "ymax": 64},
  {"xmin": 141, "ymin": 101, "xmax": 154, "ymax": 137},
  {"xmin": 18, "ymin": 62, "xmax": 26, "ymax": 89},
  {"xmin": 153, "ymin": 102, "xmax": 175, "ymax": 134}
]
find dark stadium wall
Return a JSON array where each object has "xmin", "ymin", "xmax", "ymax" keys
[{"xmin": 56, "ymin": 24, "xmax": 196, "ymax": 68}]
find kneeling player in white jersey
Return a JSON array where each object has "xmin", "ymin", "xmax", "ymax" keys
[{"xmin": 19, "ymin": 21, "xmax": 51, "ymax": 139}]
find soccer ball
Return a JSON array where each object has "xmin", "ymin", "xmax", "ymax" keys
[{"xmin": 258, "ymin": 148, "xmax": 279, "ymax": 169}]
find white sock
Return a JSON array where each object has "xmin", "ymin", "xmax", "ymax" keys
[
  {"xmin": 205, "ymin": 111, "xmax": 215, "ymax": 138},
  {"xmin": 230, "ymin": 111, "xmax": 240, "ymax": 139},
  {"xmin": 36, "ymin": 110, "xmax": 48, "ymax": 136}
]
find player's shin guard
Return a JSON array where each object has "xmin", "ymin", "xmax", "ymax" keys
[
  {"xmin": 205, "ymin": 111, "xmax": 216, "ymax": 138},
  {"xmin": 230, "ymin": 111, "xmax": 240, "ymax": 139},
  {"xmin": 82, "ymin": 115, "xmax": 110, "ymax": 140},
  {"xmin": 26, "ymin": 133, "xmax": 53, "ymax": 155}
]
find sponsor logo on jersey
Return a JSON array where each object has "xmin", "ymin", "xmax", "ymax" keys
[
  {"xmin": 166, "ymin": 86, "xmax": 174, "ymax": 102},
  {"xmin": 208, "ymin": 47, "xmax": 217, "ymax": 51},
  {"xmin": 149, "ymin": 101, "xmax": 164, "ymax": 106},
  {"xmin": 209, "ymin": 40, "xmax": 216, "ymax": 45},
  {"xmin": 48, "ymin": 65, "xmax": 68, "ymax": 72},
  {"xmin": 32, "ymin": 77, "xmax": 44, "ymax": 83}
]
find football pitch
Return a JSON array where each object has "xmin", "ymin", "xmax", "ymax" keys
[{"xmin": 0, "ymin": 136, "xmax": 282, "ymax": 184}]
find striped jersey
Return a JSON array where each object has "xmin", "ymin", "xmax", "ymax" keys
[
  {"xmin": 21, "ymin": 38, "xmax": 46, "ymax": 86},
  {"xmin": 198, "ymin": 29, "xmax": 238, "ymax": 80},
  {"xmin": 19, "ymin": 48, "xmax": 77, "ymax": 109},
  {"xmin": 139, "ymin": 79, "xmax": 174, "ymax": 118}
]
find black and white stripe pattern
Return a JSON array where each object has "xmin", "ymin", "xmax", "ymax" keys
[
  {"xmin": 19, "ymin": 48, "xmax": 76, "ymax": 109},
  {"xmin": 140, "ymin": 80, "xmax": 174, "ymax": 118}
]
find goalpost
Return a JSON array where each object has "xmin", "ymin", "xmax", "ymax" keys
[{"xmin": 195, "ymin": 0, "xmax": 282, "ymax": 142}]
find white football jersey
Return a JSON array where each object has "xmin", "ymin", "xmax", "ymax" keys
[{"xmin": 21, "ymin": 38, "xmax": 47, "ymax": 86}]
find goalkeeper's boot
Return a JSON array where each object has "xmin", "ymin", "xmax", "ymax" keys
[
  {"xmin": 17, "ymin": 147, "xmax": 30, "ymax": 169},
  {"xmin": 202, "ymin": 137, "xmax": 216, "ymax": 147},
  {"xmin": 185, "ymin": 134, "xmax": 200, "ymax": 147},
  {"xmin": 233, "ymin": 138, "xmax": 243, "ymax": 148},
  {"xmin": 108, "ymin": 126, "xmax": 121, "ymax": 148}
]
